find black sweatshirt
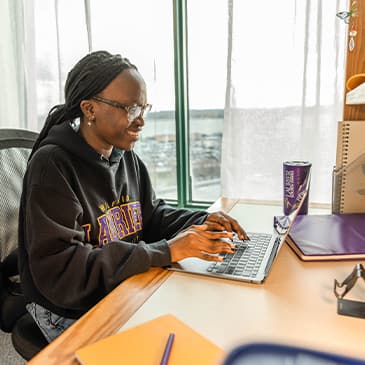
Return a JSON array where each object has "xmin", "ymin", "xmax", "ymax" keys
[{"xmin": 18, "ymin": 122, "xmax": 207, "ymax": 319}]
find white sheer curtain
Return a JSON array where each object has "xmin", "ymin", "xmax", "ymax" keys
[
  {"xmin": 0, "ymin": 0, "xmax": 37, "ymax": 130},
  {"xmin": 221, "ymin": 0, "xmax": 348, "ymax": 205},
  {"xmin": 33, "ymin": 0, "xmax": 89, "ymax": 129},
  {"xmin": 0, "ymin": 0, "xmax": 89, "ymax": 131}
]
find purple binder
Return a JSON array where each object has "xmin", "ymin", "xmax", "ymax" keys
[{"xmin": 285, "ymin": 214, "xmax": 365, "ymax": 261}]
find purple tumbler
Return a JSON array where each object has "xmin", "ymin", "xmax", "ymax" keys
[{"xmin": 283, "ymin": 161, "xmax": 311, "ymax": 215}]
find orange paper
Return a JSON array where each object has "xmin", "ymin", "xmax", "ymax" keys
[{"xmin": 75, "ymin": 314, "xmax": 225, "ymax": 365}]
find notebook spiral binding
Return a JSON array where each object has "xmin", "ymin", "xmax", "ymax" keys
[{"xmin": 340, "ymin": 123, "xmax": 350, "ymax": 214}]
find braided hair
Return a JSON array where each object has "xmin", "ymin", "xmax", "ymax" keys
[{"xmin": 30, "ymin": 50, "xmax": 137, "ymax": 158}]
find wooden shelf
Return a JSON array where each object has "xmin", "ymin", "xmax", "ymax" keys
[{"xmin": 343, "ymin": 1, "xmax": 365, "ymax": 119}]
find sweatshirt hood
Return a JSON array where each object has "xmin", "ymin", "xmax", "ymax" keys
[{"xmin": 39, "ymin": 121, "xmax": 124, "ymax": 165}]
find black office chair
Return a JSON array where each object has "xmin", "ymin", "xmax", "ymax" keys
[{"xmin": 0, "ymin": 129, "xmax": 48, "ymax": 360}]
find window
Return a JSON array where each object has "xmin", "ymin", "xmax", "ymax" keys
[
  {"xmin": 33, "ymin": 0, "xmax": 223, "ymax": 206},
  {"xmin": 30, "ymin": 0, "xmax": 345, "ymax": 208},
  {"xmin": 34, "ymin": 0, "xmax": 180, "ymax": 201},
  {"xmin": 91, "ymin": 0, "xmax": 178, "ymax": 201},
  {"xmin": 187, "ymin": 0, "xmax": 227, "ymax": 203}
]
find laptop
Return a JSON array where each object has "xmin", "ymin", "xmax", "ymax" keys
[{"xmin": 168, "ymin": 171, "xmax": 311, "ymax": 284}]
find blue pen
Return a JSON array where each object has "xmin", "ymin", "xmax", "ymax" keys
[{"xmin": 160, "ymin": 333, "xmax": 175, "ymax": 365}]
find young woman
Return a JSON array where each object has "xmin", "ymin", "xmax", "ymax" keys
[{"xmin": 18, "ymin": 51, "xmax": 247, "ymax": 342}]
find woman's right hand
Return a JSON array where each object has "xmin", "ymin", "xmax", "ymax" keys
[{"xmin": 168, "ymin": 224, "xmax": 236, "ymax": 263}]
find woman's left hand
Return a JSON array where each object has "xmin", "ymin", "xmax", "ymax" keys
[{"xmin": 204, "ymin": 211, "xmax": 249, "ymax": 240}]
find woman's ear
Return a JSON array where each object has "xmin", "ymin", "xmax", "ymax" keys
[{"xmin": 80, "ymin": 100, "xmax": 95, "ymax": 120}]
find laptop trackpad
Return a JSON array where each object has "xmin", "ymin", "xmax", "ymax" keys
[{"xmin": 170, "ymin": 257, "xmax": 212, "ymax": 273}]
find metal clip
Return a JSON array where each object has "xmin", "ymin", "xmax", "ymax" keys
[{"xmin": 334, "ymin": 263, "xmax": 365, "ymax": 319}]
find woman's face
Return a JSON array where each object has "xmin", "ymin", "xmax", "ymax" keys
[{"xmin": 86, "ymin": 68, "xmax": 147, "ymax": 152}]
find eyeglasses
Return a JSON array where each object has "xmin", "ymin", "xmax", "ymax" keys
[{"xmin": 92, "ymin": 96, "xmax": 152, "ymax": 123}]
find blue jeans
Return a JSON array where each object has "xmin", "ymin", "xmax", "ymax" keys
[{"xmin": 26, "ymin": 302, "xmax": 77, "ymax": 343}]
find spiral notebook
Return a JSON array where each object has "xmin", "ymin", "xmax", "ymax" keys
[{"xmin": 333, "ymin": 120, "xmax": 365, "ymax": 214}]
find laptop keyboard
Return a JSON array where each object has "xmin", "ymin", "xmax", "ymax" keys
[{"xmin": 207, "ymin": 233, "xmax": 272, "ymax": 278}]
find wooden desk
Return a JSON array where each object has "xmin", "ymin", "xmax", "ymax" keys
[{"xmin": 28, "ymin": 198, "xmax": 365, "ymax": 364}]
